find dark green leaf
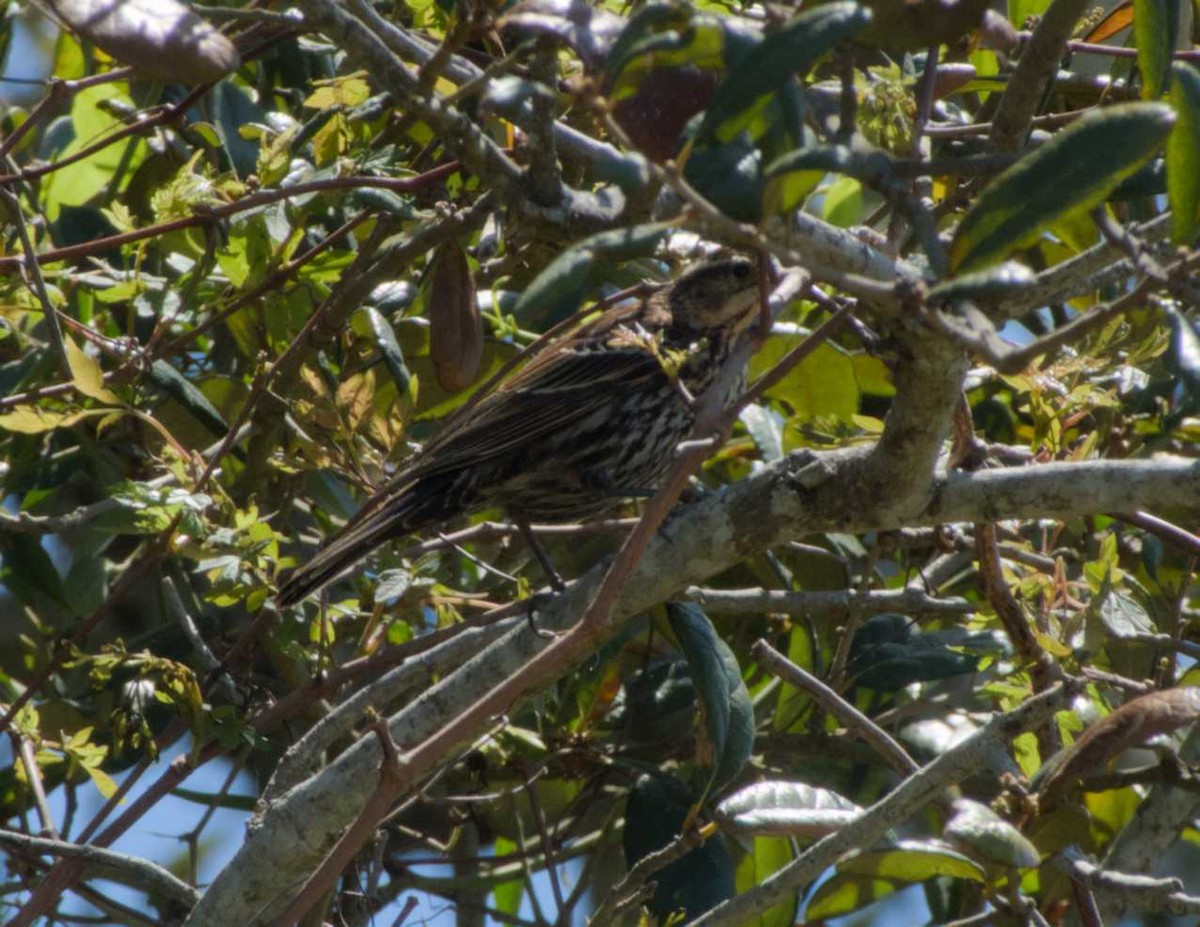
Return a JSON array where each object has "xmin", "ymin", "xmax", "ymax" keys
[
  {"xmin": 667, "ymin": 601, "xmax": 754, "ymax": 795},
  {"xmin": 148, "ymin": 359, "xmax": 229, "ymax": 439},
  {"xmin": 623, "ymin": 774, "xmax": 736, "ymax": 922},
  {"xmin": 374, "ymin": 568, "xmax": 412, "ymax": 605},
  {"xmin": 604, "ymin": 4, "xmax": 699, "ymax": 88},
  {"xmin": 608, "ymin": 660, "xmax": 698, "ymax": 743},
  {"xmin": 1109, "ymin": 156, "xmax": 1166, "ymax": 200},
  {"xmin": 1097, "ymin": 589, "xmax": 1156, "ymax": 638},
  {"xmin": 513, "ymin": 223, "xmax": 670, "ymax": 325},
  {"xmin": 697, "ymin": 3, "xmax": 871, "ymax": 144},
  {"xmin": 926, "ymin": 261, "xmax": 1037, "ymax": 304},
  {"xmin": 364, "ymin": 306, "xmax": 414, "ymax": 397},
  {"xmin": 847, "ymin": 613, "xmax": 980, "ymax": 690},
  {"xmin": 682, "ymin": 137, "xmax": 763, "ymax": 222},
  {"xmin": 170, "ymin": 787, "xmax": 258, "ymax": 811},
  {"xmin": 0, "ymin": 535, "xmax": 69, "ymax": 607}
]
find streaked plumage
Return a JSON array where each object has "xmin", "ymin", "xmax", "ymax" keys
[{"xmin": 277, "ymin": 257, "xmax": 759, "ymax": 607}]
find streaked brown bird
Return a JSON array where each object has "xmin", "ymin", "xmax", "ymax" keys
[{"xmin": 277, "ymin": 257, "xmax": 760, "ymax": 607}]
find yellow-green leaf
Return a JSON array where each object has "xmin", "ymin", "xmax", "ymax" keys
[
  {"xmin": 949, "ymin": 103, "xmax": 1175, "ymax": 272},
  {"xmin": 66, "ymin": 338, "xmax": 121, "ymax": 404},
  {"xmin": 0, "ymin": 407, "xmax": 88, "ymax": 434},
  {"xmin": 84, "ymin": 763, "xmax": 119, "ymax": 798},
  {"xmin": 1167, "ymin": 63, "xmax": 1200, "ymax": 244},
  {"xmin": 1134, "ymin": 0, "xmax": 1175, "ymax": 100},
  {"xmin": 304, "ymin": 74, "xmax": 371, "ymax": 110}
]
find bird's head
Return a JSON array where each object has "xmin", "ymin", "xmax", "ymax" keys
[{"xmin": 666, "ymin": 257, "xmax": 760, "ymax": 335}]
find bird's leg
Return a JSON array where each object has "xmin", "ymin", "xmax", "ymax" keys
[
  {"xmin": 512, "ymin": 516, "xmax": 567, "ymax": 639},
  {"xmin": 514, "ymin": 517, "xmax": 567, "ymax": 593}
]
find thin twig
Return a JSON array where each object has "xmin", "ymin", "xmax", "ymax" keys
[
  {"xmin": 0, "ymin": 169, "xmax": 459, "ymax": 271},
  {"xmin": 752, "ymin": 639, "xmax": 919, "ymax": 777}
]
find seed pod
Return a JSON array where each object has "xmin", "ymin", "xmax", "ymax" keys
[{"xmin": 428, "ymin": 242, "xmax": 482, "ymax": 393}]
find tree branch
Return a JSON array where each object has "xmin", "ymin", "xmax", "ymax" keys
[
  {"xmin": 183, "ymin": 444, "xmax": 1200, "ymax": 924},
  {"xmin": 0, "ymin": 828, "xmax": 200, "ymax": 909}
]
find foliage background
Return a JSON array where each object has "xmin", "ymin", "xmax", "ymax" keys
[{"xmin": 0, "ymin": 0, "xmax": 1199, "ymax": 924}]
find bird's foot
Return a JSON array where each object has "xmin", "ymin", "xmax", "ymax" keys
[{"xmin": 525, "ymin": 590, "xmax": 562, "ymax": 639}]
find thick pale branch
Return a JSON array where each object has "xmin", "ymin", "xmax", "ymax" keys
[{"xmin": 863, "ymin": 333, "xmax": 967, "ymax": 520}]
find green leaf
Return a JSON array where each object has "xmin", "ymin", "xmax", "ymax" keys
[
  {"xmin": 364, "ymin": 306, "xmax": 415, "ymax": 398},
  {"xmin": 926, "ymin": 261, "xmax": 1038, "ymax": 304},
  {"xmin": 0, "ymin": 406, "xmax": 88, "ymax": 434},
  {"xmin": 683, "ymin": 135, "xmax": 764, "ymax": 222},
  {"xmin": 1167, "ymin": 63, "xmax": 1200, "ymax": 244},
  {"xmin": 735, "ymin": 836, "xmax": 797, "ymax": 927},
  {"xmin": 740, "ymin": 403, "xmax": 783, "ymax": 463},
  {"xmin": 806, "ymin": 841, "xmax": 986, "ymax": 919},
  {"xmin": 949, "ymin": 103, "xmax": 1176, "ymax": 272},
  {"xmin": 847, "ymin": 620, "xmax": 980, "ymax": 691},
  {"xmin": 666, "ymin": 601, "xmax": 754, "ymax": 796},
  {"xmin": 716, "ymin": 780, "xmax": 862, "ymax": 837},
  {"xmin": 1134, "ymin": 0, "xmax": 1175, "ymax": 100},
  {"xmin": 40, "ymin": 84, "xmax": 149, "ymax": 222},
  {"xmin": 945, "ymin": 799, "xmax": 1040, "ymax": 868},
  {"xmin": 1008, "ymin": 0, "xmax": 1052, "ymax": 27},
  {"xmin": 0, "ymin": 535, "xmax": 70, "ymax": 606},
  {"xmin": 304, "ymin": 75, "xmax": 371, "ymax": 110},
  {"xmin": 623, "ymin": 774, "xmax": 736, "ymax": 922},
  {"xmin": 148, "ymin": 360, "xmax": 229, "ymax": 438},
  {"xmin": 170, "ymin": 787, "xmax": 258, "ymax": 811},
  {"xmin": 697, "ymin": 3, "xmax": 871, "ymax": 144},
  {"xmin": 66, "ymin": 339, "xmax": 120, "ymax": 405},
  {"xmin": 605, "ymin": 6, "xmax": 728, "ymax": 99},
  {"xmin": 751, "ymin": 339, "xmax": 859, "ymax": 421},
  {"xmin": 1097, "ymin": 589, "xmax": 1156, "ymax": 638},
  {"xmin": 822, "ymin": 175, "xmax": 864, "ymax": 228},
  {"xmin": 492, "ymin": 837, "xmax": 524, "ymax": 916},
  {"xmin": 374, "ymin": 568, "xmax": 412, "ymax": 605},
  {"xmin": 763, "ymin": 145, "xmax": 890, "ymax": 216},
  {"xmin": 614, "ymin": 25, "xmax": 728, "ymax": 104},
  {"xmin": 513, "ymin": 222, "xmax": 670, "ymax": 325},
  {"xmin": 97, "ymin": 481, "xmax": 213, "ymax": 535},
  {"xmin": 842, "ymin": 841, "xmax": 987, "ymax": 882}
]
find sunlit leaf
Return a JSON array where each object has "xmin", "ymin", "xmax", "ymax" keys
[
  {"xmin": 1167, "ymin": 63, "xmax": 1200, "ymax": 244},
  {"xmin": 65, "ymin": 338, "xmax": 121, "ymax": 405},
  {"xmin": 1133, "ymin": 0, "xmax": 1175, "ymax": 100},
  {"xmin": 698, "ymin": 3, "xmax": 870, "ymax": 144},
  {"xmin": 950, "ymin": 103, "xmax": 1175, "ymax": 271}
]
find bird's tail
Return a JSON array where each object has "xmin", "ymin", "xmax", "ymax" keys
[{"xmin": 276, "ymin": 473, "xmax": 457, "ymax": 607}]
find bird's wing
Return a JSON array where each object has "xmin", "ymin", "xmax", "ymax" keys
[{"xmin": 410, "ymin": 340, "xmax": 673, "ymax": 477}]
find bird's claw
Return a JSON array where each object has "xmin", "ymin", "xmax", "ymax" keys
[{"xmin": 525, "ymin": 591, "xmax": 562, "ymax": 639}]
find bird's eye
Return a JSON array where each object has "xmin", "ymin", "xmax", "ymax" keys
[{"xmin": 732, "ymin": 262, "xmax": 751, "ymax": 279}]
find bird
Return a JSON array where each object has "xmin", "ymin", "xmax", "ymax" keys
[{"xmin": 276, "ymin": 257, "xmax": 761, "ymax": 607}]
